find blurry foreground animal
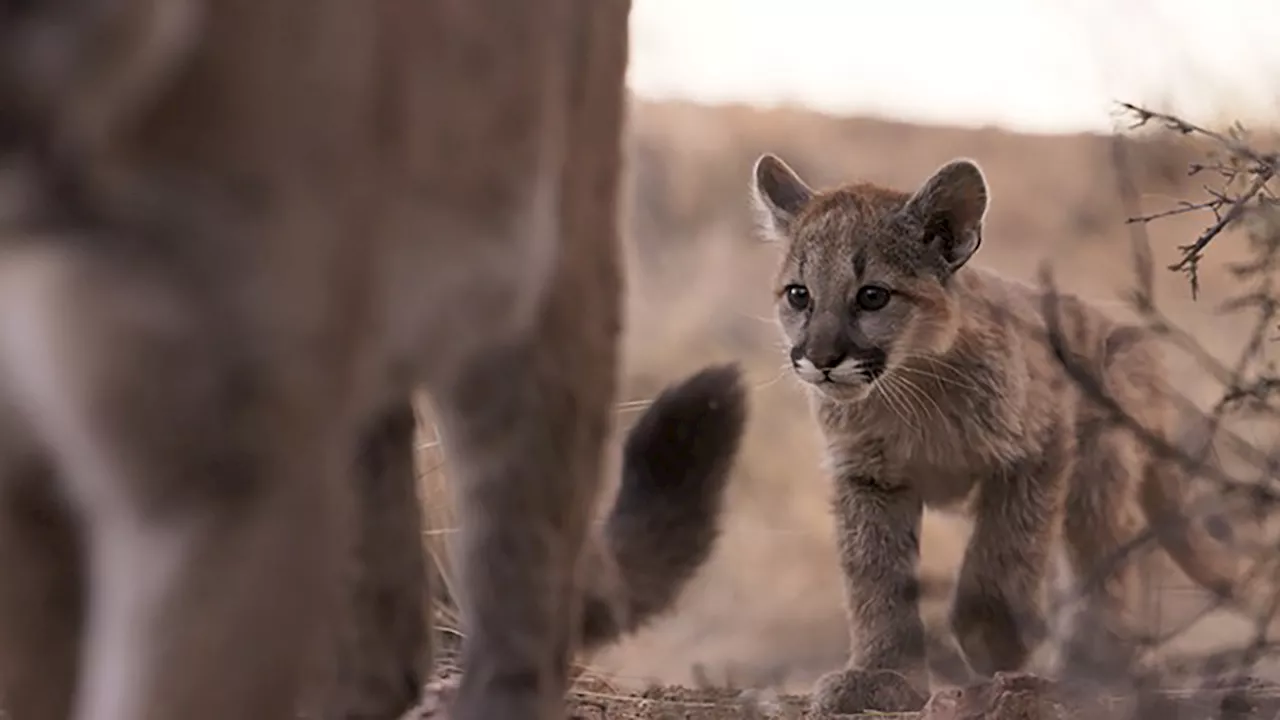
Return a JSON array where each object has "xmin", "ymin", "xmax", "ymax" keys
[{"xmin": 0, "ymin": 1, "xmax": 748, "ymax": 719}]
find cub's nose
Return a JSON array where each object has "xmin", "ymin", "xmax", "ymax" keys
[{"xmin": 792, "ymin": 345, "xmax": 846, "ymax": 371}]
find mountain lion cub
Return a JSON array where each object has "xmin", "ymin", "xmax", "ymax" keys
[
  {"xmin": 0, "ymin": 2, "xmax": 748, "ymax": 720},
  {"xmin": 751, "ymin": 153, "xmax": 1256, "ymax": 713}
]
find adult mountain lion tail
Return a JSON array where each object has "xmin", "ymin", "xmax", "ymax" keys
[
  {"xmin": 577, "ymin": 363, "xmax": 748, "ymax": 652},
  {"xmin": 1140, "ymin": 404, "xmax": 1276, "ymax": 624}
]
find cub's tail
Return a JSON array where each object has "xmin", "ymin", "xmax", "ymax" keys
[
  {"xmin": 1140, "ymin": 404, "xmax": 1278, "ymax": 625},
  {"xmin": 577, "ymin": 363, "xmax": 748, "ymax": 652}
]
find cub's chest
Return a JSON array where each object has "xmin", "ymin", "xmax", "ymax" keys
[
  {"xmin": 895, "ymin": 452, "xmax": 984, "ymax": 512},
  {"xmin": 833, "ymin": 421, "xmax": 1008, "ymax": 512},
  {"xmin": 820, "ymin": 387, "xmax": 1028, "ymax": 510}
]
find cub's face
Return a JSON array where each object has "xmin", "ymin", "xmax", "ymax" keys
[{"xmin": 750, "ymin": 155, "xmax": 990, "ymax": 402}]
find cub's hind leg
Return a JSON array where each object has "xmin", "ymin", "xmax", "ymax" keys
[
  {"xmin": 1056, "ymin": 328, "xmax": 1172, "ymax": 684},
  {"xmin": 1058, "ymin": 422, "xmax": 1148, "ymax": 682}
]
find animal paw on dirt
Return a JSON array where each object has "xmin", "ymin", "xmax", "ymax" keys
[{"xmin": 810, "ymin": 667, "xmax": 927, "ymax": 714}]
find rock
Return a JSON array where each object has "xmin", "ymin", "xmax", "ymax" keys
[{"xmin": 921, "ymin": 672, "xmax": 1080, "ymax": 720}]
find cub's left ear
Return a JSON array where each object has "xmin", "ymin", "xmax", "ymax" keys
[
  {"xmin": 750, "ymin": 153, "xmax": 814, "ymax": 241},
  {"xmin": 905, "ymin": 159, "xmax": 988, "ymax": 271}
]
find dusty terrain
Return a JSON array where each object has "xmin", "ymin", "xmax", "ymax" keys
[{"xmin": 416, "ymin": 98, "xmax": 1280, "ymax": 717}]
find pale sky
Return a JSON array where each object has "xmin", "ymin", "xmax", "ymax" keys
[{"xmin": 627, "ymin": 0, "xmax": 1280, "ymax": 134}]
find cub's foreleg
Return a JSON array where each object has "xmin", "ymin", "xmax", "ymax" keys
[{"xmin": 812, "ymin": 474, "xmax": 928, "ymax": 715}]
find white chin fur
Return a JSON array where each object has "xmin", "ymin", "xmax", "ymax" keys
[{"xmin": 798, "ymin": 375, "xmax": 871, "ymax": 402}]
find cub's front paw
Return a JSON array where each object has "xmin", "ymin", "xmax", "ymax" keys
[
  {"xmin": 949, "ymin": 587, "xmax": 1047, "ymax": 678},
  {"xmin": 810, "ymin": 667, "xmax": 927, "ymax": 714}
]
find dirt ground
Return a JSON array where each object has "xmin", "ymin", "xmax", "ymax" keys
[
  {"xmin": 407, "ymin": 650, "xmax": 1280, "ymax": 720},
  {"xmin": 414, "ymin": 98, "xmax": 1280, "ymax": 717}
]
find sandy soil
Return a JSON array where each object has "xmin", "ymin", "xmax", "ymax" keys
[{"xmin": 406, "ymin": 654, "xmax": 1280, "ymax": 720}]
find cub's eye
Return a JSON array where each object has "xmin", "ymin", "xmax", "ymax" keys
[
  {"xmin": 855, "ymin": 285, "xmax": 891, "ymax": 311},
  {"xmin": 783, "ymin": 284, "xmax": 811, "ymax": 311}
]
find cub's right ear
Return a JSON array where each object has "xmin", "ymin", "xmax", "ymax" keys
[{"xmin": 750, "ymin": 153, "xmax": 814, "ymax": 241}]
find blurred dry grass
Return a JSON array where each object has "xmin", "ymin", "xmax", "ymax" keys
[{"xmin": 412, "ymin": 98, "xmax": 1280, "ymax": 697}]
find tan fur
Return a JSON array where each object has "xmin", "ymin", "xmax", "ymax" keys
[
  {"xmin": 0, "ymin": 3, "xmax": 749, "ymax": 720},
  {"xmin": 751, "ymin": 153, "xmax": 1250, "ymax": 714}
]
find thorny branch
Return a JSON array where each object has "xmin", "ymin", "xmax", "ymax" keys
[{"xmin": 1119, "ymin": 102, "xmax": 1280, "ymax": 298}]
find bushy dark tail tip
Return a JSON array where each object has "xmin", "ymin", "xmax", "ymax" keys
[{"xmin": 619, "ymin": 362, "xmax": 748, "ymax": 492}]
